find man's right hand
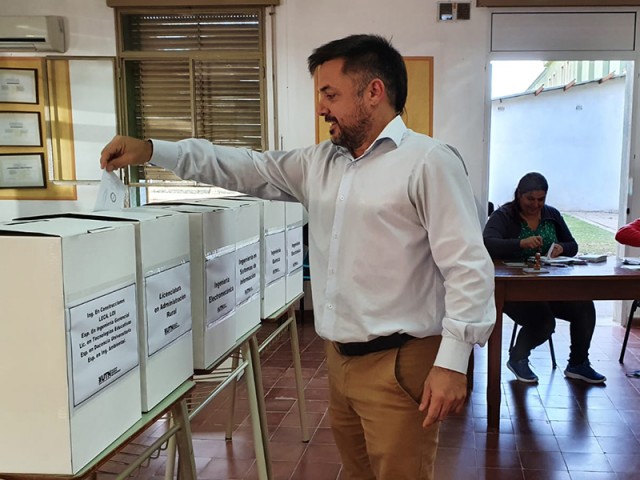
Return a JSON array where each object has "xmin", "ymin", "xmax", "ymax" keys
[{"xmin": 100, "ymin": 136, "xmax": 153, "ymax": 172}]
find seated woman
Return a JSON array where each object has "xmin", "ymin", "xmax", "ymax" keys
[
  {"xmin": 616, "ymin": 218, "xmax": 640, "ymax": 247},
  {"xmin": 483, "ymin": 172, "xmax": 606, "ymax": 384}
]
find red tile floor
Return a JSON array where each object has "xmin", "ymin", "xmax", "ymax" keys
[{"xmin": 115, "ymin": 304, "xmax": 640, "ymax": 479}]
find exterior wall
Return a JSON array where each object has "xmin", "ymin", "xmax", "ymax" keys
[{"xmin": 489, "ymin": 77, "xmax": 625, "ymax": 211}]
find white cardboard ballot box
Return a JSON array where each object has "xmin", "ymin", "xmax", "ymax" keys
[
  {"xmin": 0, "ymin": 217, "xmax": 141, "ymax": 475},
  {"xmin": 188, "ymin": 198, "xmax": 262, "ymax": 339},
  {"xmin": 142, "ymin": 204, "xmax": 237, "ymax": 370},
  {"xmin": 35, "ymin": 209, "xmax": 194, "ymax": 412},
  {"xmin": 220, "ymin": 196, "xmax": 287, "ymax": 318},
  {"xmin": 285, "ymin": 202, "xmax": 305, "ymax": 303}
]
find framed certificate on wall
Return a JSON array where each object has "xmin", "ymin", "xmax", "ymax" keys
[
  {"xmin": 0, "ymin": 68, "xmax": 38, "ymax": 104},
  {"xmin": 0, "ymin": 153, "xmax": 46, "ymax": 188},
  {"xmin": 0, "ymin": 111, "xmax": 42, "ymax": 147}
]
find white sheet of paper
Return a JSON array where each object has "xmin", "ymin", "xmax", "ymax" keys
[
  {"xmin": 546, "ymin": 242, "xmax": 557, "ymax": 257},
  {"xmin": 94, "ymin": 170, "xmax": 127, "ymax": 211}
]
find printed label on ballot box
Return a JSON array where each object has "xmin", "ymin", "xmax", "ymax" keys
[
  {"xmin": 205, "ymin": 248, "xmax": 236, "ymax": 328},
  {"xmin": 144, "ymin": 262, "xmax": 192, "ymax": 356},
  {"xmin": 287, "ymin": 226, "xmax": 304, "ymax": 275},
  {"xmin": 236, "ymin": 239, "xmax": 261, "ymax": 306},
  {"xmin": 68, "ymin": 284, "xmax": 139, "ymax": 407},
  {"xmin": 265, "ymin": 231, "xmax": 286, "ymax": 285}
]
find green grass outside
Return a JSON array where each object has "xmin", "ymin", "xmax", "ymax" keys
[{"xmin": 562, "ymin": 214, "xmax": 617, "ymax": 256}]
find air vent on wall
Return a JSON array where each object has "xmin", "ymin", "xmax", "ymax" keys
[{"xmin": 438, "ymin": 2, "xmax": 472, "ymax": 22}]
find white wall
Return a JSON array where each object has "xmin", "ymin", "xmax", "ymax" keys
[
  {"xmin": 0, "ymin": 0, "xmax": 115, "ymax": 221},
  {"xmin": 0, "ymin": 0, "xmax": 116, "ymax": 57},
  {"xmin": 273, "ymin": 0, "xmax": 491, "ymax": 199},
  {"xmin": 489, "ymin": 78, "xmax": 625, "ymax": 211},
  {"xmin": 4, "ymin": 1, "xmax": 640, "ymax": 226}
]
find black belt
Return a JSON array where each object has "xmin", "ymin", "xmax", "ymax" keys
[{"xmin": 336, "ymin": 333, "xmax": 414, "ymax": 356}]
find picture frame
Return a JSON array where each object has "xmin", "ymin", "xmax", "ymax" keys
[
  {"xmin": 0, "ymin": 111, "xmax": 42, "ymax": 147},
  {"xmin": 0, "ymin": 153, "xmax": 46, "ymax": 189},
  {"xmin": 0, "ymin": 68, "xmax": 38, "ymax": 104}
]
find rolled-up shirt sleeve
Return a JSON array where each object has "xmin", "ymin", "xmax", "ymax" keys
[
  {"xmin": 149, "ymin": 138, "xmax": 308, "ymax": 204},
  {"xmin": 411, "ymin": 144, "xmax": 496, "ymax": 373}
]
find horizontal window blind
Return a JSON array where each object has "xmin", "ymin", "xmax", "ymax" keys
[
  {"xmin": 117, "ymin": 9, "xmax": 265, "ymax": 183},
  {"xmin": 122, "ymin": 13, "xmax": 261, "ymax": 52},
  {"xmin": 194, "ymin": 59, "xmax": 262, "ymax": 150}
]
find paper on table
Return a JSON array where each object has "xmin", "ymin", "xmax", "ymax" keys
[
  {"xmin": 546, "ymin": 242, "xmax": 557, "ymax": 258},
  {"xmin": 94, "ymin": 170, "xmax": 127, "ymax": 211}
]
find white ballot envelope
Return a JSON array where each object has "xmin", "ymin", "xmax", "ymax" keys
[{"xmin": 95, "ymin": 170, "xmax": 127, "ymax": 211}]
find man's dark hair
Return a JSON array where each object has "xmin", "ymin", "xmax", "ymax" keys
[{"xmin": 307, "ymin": 34, "xmax": 408, "ymax": 114}]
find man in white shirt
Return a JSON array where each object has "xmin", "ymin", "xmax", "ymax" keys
[{"xmin": 101, "ymin": 34, "xmax": 495, "ymax": 480}]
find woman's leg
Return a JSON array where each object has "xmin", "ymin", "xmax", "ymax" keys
[
  {"xmin": 504, "ymin": 302, "xmax": 556, "ymax": 361},
  {"xmin": 549, "ymin": 301, "xmax": 596, "ymax": 365}
]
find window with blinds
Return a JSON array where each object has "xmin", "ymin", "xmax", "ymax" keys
[{"xmin": 117, "ymin": 9, "xmax": 265, "ymax": 185}]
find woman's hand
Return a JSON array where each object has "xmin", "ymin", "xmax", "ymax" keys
[
  {"xmin": 548, "ymin": 243, "xmax": 564, "ymax": 258},
  {"xmin": 520, "ymin": 235, "xmax": 543, "ymax": 250}
]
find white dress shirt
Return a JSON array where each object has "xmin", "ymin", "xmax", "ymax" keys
[{"xmin": 150, "ymin": 116, "xmax": 495, "ymax": 373}]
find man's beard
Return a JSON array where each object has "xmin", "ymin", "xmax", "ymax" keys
[{"xmin": 326, "ymin": 102, "xmax": 371, "ymax": 155}]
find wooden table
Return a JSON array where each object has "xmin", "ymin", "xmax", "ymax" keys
[{"xmin": 489, "ymin": 258, "xmax": 640, "ymax": 431}]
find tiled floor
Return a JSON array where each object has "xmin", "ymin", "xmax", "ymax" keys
[{"xmin": 121, "ymin": 304, "xmax": 640, "ymax": 479}]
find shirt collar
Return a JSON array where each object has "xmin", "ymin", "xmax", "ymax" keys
[
  {"xmin": 376, "ymin": 115, "xmax": 407, "ymax": 148},
  {"xmin": 340, "ymin": 115, "xmax": 406, "ymax": 160}
]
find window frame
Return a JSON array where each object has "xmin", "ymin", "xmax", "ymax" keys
[{"xmin": 113, "ymin": 6, "xmax": 268, "ymax": 200}]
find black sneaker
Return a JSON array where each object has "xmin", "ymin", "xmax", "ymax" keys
[
  {"xmin": 564, "ymin": 361, "xmax": 606, "ymax": 384},
  {"xmin": 507, "ymin": 358, "xmax": 538, "ymax": 383}
]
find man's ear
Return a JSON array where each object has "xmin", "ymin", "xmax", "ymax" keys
[{"xmin": 367, "ymin": 78, "xmax": 386, "ymax": 106}]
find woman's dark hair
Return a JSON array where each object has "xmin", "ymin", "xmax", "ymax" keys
[
  {"xmin": 307, "ymin": 34, "xmax": 408, "ymax": 115},
  {"xmin": 508, "ymin": 172, "xmax": 549, "ymax": 218}
]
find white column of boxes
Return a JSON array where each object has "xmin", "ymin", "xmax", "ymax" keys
[
  {"xmin": 67, "ymin": 208, "xmax": 194, "ymax": 412},
  {"xmin": 285, "ymin": 202, "xmax": 305, "ymax": 303},
  {"xmin": 0, "ymin": 217, "xmax": 141, "ymax": 475},
  {"xmin": 190, "ymin": 198, "xmax": 262, "ymax": 340},
  {"xmin": 219, "ymin": 196, "xmax": 287, "ymax": 318},
  {"xmin": 142, "ymin": 204, "xmax": 236, "ymax": 370}
]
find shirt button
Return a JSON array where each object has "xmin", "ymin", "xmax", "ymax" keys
[
  {"xmin": 328, "ymin": 304, "xmax": 334, "ymax": 310},
  {"xmin": 333, "ymin": 233, "xmax": 338, "ymax": 239},
  {"xmin": 329, "ymin": 268, "xmax": 335, "ymax": 274},
  {"xmin": 339, "ymin": 195, "xmax": 344, "ymax": 201}
]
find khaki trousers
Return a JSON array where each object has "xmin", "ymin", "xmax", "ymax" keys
[{"xmin": 325, "ymin": 335, "xmax": 441, "ymax": 480}]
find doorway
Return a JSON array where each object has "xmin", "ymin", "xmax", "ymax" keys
[{"xmin": 487, "ymin": 59, "xmax": 634, "ymax": 323}]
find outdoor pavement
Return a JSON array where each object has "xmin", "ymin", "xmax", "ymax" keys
[{"xmin": 564, "ymin": 210, "xmax": 619, "ymax": 233}]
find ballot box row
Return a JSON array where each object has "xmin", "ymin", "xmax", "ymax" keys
[{"xmin": 0, "ymin": 198, "xmax": 304, "ymax": 476}]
